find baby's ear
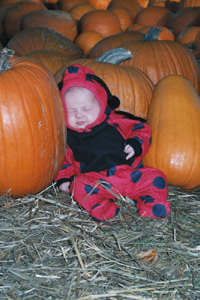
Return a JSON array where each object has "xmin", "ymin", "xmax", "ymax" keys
[{"xmin": 108, "ymin": 95, "xmax": 120, "ymax": 109}]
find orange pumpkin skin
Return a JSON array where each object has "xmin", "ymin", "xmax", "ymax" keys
[
  {"xmin": 59, "ymin": 0, "xmax": 88, "ymax": 12},
  {"xmin": 88, "ymin": 31, "xmax": 144, "ymax": 59},
  {"xmin": 3, "ymin": 0, "xmax": 46, "ymax": 42},
  {"xmin": 135, "ymin": 6, "xmax": 172, "ymax": 27},
  {"xmin": 74, "ymin": 31, "xmax": 104, "ymax": 57},
  {"xmin": 78, "ymin": 9, "xmax": 122, "ymax": 38},
  {"xmin": 166, "ymin": 7, "xmax": 200, "ymax": 38},
  {"xmin": 108, "ymin": 6, "xmax": 133, "ymax": 31},
  {"xmin": 87, "ymin": 0, "xmax": 111, "ymax": 9},
  {"xmin": 68, "ymin": 3, "xmax": 95, "ymax": 21},
  {"xmin": 176, "ymin": 26, "xmax": 200, "ymax": 58},
  {"xmin": 107, "ymin": 0, "xmax": 142, "ymax": 22},
  {"xmin": 54, "ymin": 59, "xmax": 154, "ymax": 119},
  {"xmin": 20, "ymin": 10, "xmax": 78, "ymax": 42},
  {"xmin": 119, "ymin": 37, "xmax": 200, "ymax": 95},
  {"xmin": 143, "ymin": 75, "xmax": 200, "ymax": 190},
  {"xmin": 7, "ymin": 27, "xmax": 83, "ymax": 59},
  {"xmin": 0, "ymin": 55, "xmax": 66, "ymax": 197},
  {"xmin": 179, "ymin": 0, "xmax": 200, "ymax": 8},
  {"xmin": 24, "ymin": 49, "xmax": 73, "ymax": 76},
  {"xmin": 137, "ymin": 25, "xmax": 175, "ymax": 40}
]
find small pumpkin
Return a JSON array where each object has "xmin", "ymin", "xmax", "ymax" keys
[
  {"xmin": 176, "ymin": 26, "xmax": 200, "ymax": 58},
  {"xmin": 107, "ymin": 6, "xmax": 133, "ymax": 31},
  {"xmin": 0, "ymin": 48, "xmax": 66, "ymax": 197},
  {"xmin": 74, "ymin": 31, "xmax": 104, "ymax": 57},
  {"xmin": 135, "ymin": 6, "xmax": 172, "ymax": 27},
  {"xmin": 59, "ymin": 0, "xmax": 87, "ymax": 12},
  {"xmin": 143, "ymin": 74, "xmax": 200, "ymax": 190},
  {"xmin": 87, "ymin": 0, "xmax": 111, "ymax": 9},
  {"xmin": 107, "ymin": 0, "xmax": 142, "ymax": 22},
  {"xmin": 166, "ymin": 7, "xmax": 200, "ymax": 38},
  {"xmin": 78, "ymin": 9, "xmax": 122, "ymax": 37},
  {"xmin": 68, "ymin": 2, "xmax": 95, "ymax": 21}
]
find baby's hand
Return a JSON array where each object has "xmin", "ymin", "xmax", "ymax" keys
[
  {"xmin": 124, "ymin": 144, "xmax": 135, "ymax": 160},
  {"xmin": 59, "ymin": 182, "xmax": 70, "ymax": 192}
]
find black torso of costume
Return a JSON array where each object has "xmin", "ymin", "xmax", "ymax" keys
[{"xmin": 67, "ymin": 120, "xmax": 135, "ymax": 173}]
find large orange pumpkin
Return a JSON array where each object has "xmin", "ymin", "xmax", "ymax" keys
[
  {"xmin": 7, "ymin": 27, "xmax": 83, "ymax": 59},
  {"xmin": 118, "ymin": 27, "xmax": 200, "ymax": 94},
  {"xmin": 88, "ymin": 31, "xmax": 144, "ymax": 59},
  {"xmin": 0, "ymin": 48, "xmax": 66, "ymax": 197},
  {"xmin": 143, "ymin": 74, "xmax": 200, "ymax": 190},
  {"xmin": 20, "ymin": 9, "xmax": 78, "ymax": 42}
]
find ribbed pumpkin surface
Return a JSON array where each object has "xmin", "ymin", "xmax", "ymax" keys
[
  {"xmin": 0, "ymin": 55, "xmax": 66, "ymax": 197},
  {"xmin": 143, "ymin": 75, "xmax": 200, "ymax": 190}
]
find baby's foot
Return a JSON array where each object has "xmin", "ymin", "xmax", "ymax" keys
[
  {"xmin": 137, "ymin": 200, "xmax": 171, "ymax": 219},
  {"xmin": 90, "ymin": 199, "xmax": 120, "ymax": 222}
]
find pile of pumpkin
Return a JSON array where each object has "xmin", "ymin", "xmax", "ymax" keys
[{"xmin": 0, "ymin": 0, "xmax": 200, "ymax": 197}]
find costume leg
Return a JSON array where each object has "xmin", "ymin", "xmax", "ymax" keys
[
  {"xmin": 69, "ymin": 172, "xmax": 120, "ymax": 222},
  {"xmin": 105, "ymin": 164, "xmax": 170, "ymax": 219}
]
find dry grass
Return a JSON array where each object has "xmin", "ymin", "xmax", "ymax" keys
[{"xmin": 0, "ymin": 184, "xmax": 199, "ymax": 300}]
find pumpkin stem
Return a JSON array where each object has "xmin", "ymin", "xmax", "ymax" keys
[
  {"xmin": 188, "ymin": 42, "xmax": 196, "ymax": 50},
  {"xmin": 95, "ymin": 48, "xmax": 133, "ymax": 64},
  {"xmin": 0, "ymin": 47, "xmax": 15, "ymax": 72},
  {"xmin": 141, "ymin": 27, "xmax": 162, "ymax": 42}
]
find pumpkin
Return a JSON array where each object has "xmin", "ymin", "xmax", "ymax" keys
[
  {"xmin": 166, "ymin": 7, "xmax": 200, "ymax": 38},
  {"xmin": 2, "ymin": 0, "xmax": 46, "ymax": 42},
  {"xmin": 74, "ymin": 31, "xmax": 104, "ymax": 57},
  {"xmin": 108, "ymin": 6, "xmax": 133, "ymax": 31},
  {"xmin": 0, "ymin": 48, "xmax": 66, "ymax": 197},
  {"xmin": 0, "ymin": 0, "xmax": 42, "ymax": 5},
  {"xmin": 135, "ymin": 6, "xmax": 172, "ymax": 27},
  {"xmin": 87, "ymin": 0, "xmax": 111, "ymax": 9},
  {"xmin": 176, "ymin": 26, "xmax": 200, "ymax": 58},
  {"xmin": 68, "ymin": 2, "xmax": 95, "ymax": 21},
  {"xmin": 179, "ymin": 0, "xmax": 200, "ymax": 8},
  {"xmin": 137, "ymin": 25, "xmax": 175, "ymax": 40},
  {"xmin": 118, "ymin": 27, "xmax": 200, "ymax": 94},
  {"xmin": 88, "ymin": 31, "xmax": 144, "ymax": 59},
  {"xmin": 7, "ymin": 27, "xmax": 83, "ymax": 59},
  {"xmin": 24, "ymin": 49, "xmax": 73, "ymax": 76},
  {"xmin": 54, "ymin": 49, "xmax": 154, "ymax": 119},
  {"xmin": 107, "ymin": 0, "xmax": 142, "ymax": 22},
  {"xmin": 143, "ymin": 74, "xmax": 200, "ymax": 190},
  {"xmin": 20, "ymin": 9, "xmax": 77, "ymax": 42},
  {"xmin": 59, "ymin": 0, "xmax": 88, "ymax": 12},
  {"xmin": 78, "ymin": 9, "xmax": 122, "ymax": 37}
]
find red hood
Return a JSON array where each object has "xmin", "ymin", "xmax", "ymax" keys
[{"xmin": 61, "ymin": 64, "xmax": 110, "ymax": 133}]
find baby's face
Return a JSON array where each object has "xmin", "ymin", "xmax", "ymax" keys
[{"xmin": 64, "ymin": 87, "xmax": 101, "ymax": 130}]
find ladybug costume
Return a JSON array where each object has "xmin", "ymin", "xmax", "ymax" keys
[{"xmin": 55, "ymin": 64, "xmax": 171, "ymax": 222}]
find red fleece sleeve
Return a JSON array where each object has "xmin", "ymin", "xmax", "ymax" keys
[
  {"xmin": 55, "ymin": 145, "xmax": 76, "ymax": 185},
  {"xmin": 108, "ymin": 112, "xmax": 152, "ymax": 157}
]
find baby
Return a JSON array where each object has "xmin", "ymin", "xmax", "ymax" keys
[{"xmin": 55, "ymin": 64, "xmax": 171, "ymax": 222}]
